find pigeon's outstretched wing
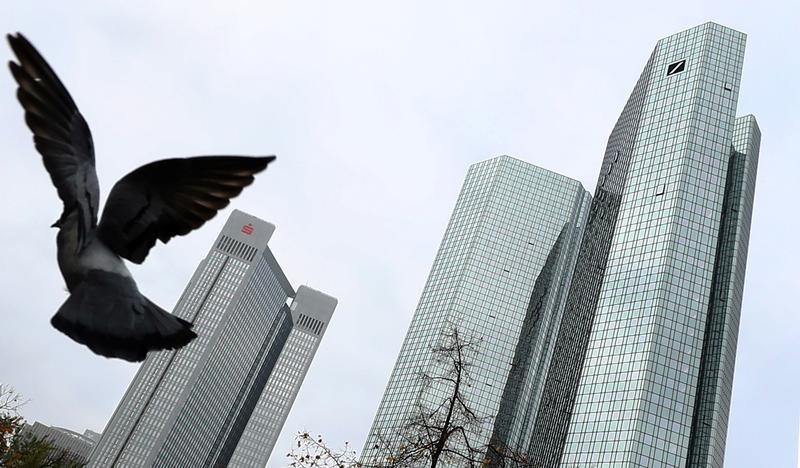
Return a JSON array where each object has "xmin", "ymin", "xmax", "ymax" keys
[
  {"xmin": 97, "ymin": 156, "xmax": 274, "ymax": 263},
  {"xmin": 7, "ymin": 33, "xmax": 99, "ymax": 249}
]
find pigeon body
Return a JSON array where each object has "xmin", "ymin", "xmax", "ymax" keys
[
  {"xmin": 8, "ymin": 32, "xmax": 275, "ymax": 361},
  {"xmin": 56, "ymin": 211, "xmax": 131, "ymax": 289}
]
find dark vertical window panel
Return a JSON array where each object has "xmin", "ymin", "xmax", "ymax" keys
[
  {"xmin": 486, "ymin": 225, "xmax": 568, "ymax": 463},
  {"xmin": 207, "ymin": 307, "xmax": 293, "ymax": 467},
  {"xmin": 685, "ymin": 117, "xmax": 760, "ymax": 468},
  {"xmin": 527, "ymin": 50, "xmax": 657, "ymax": 467}
]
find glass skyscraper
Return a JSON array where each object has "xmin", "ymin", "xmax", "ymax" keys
[
  {"xmin": 361, "ymin": 156, "xmax": 591, "ymax": 465},
  {"xmin": 363, "ymin": 22, "xmax": 759, "ymax": 468},
  {"xmin": 88, "ymin": 210, "xmax": 337, "ymax": 468},
  {"xmin": 537, "ymin": 23, "xmax": 759, "ymax": 468}
]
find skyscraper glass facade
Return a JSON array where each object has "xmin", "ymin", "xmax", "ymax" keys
[
  {"xmin": 684, "ymin": 115, "xmax": 760, "ymax": 468},
  {"xmin": 361, "ymin": 156, "xmax": 590, "ymax": 465},
  {"xmin": 554, "ymin": 23, "xmax": 757, "ymax": 468},
  {"xmin": 363, "ymin": 22, "xmax": 758, "ymax": 468},
  {"xmin": 88, "ymin": 210, "xmax": 337, "ymax": 468}
]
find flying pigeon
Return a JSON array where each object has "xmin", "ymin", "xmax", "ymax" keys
[{"xmin": 7, "ymin": 32, "xmax": 275, "ymax": 362}]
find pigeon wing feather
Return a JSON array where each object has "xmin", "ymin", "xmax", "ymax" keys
[
  {"xmin": 7, "ymin": 33, "xmax": 99, "ymax": 248},
  {"xmin": 97, "ymin": 156, "xmax": 274, "ymax": 263}
]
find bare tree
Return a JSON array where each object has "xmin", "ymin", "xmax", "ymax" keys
[
  {"xmin": 289, "ymin": 432, "xmax": 361, "ymax": 468},
  {"xmin": 289, "ymin": 327, "xmax": 535, "ymax": 468},
  {"xmin": 377, "ymin": 327, "xmax": 486, "ymax": 467},
  {"xmin": 0, "ymin": 385, "xmax": 26, "ymax": 414}
]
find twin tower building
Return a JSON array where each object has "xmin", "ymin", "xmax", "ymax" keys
[
  {"xmin": 89, "ymin": 22, "xmax": 757, "ymax": 468},
  {"xmin": 363, "ymin": 22, "xmax": 759, "ymax": 468},
  {"xmin": 88, "ymin": 210, "xmax": 338, "ymax": 467}
]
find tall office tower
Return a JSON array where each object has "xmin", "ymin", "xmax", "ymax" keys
[
  {"xmin": 527, "ymin": 23, "xmax": 759, "ymax": 468},
  {"xmin": 228, "ymin": 286, "xmax": 336, "ymax": 467},
  {"xmin": 361, "ymin": 156, "xmax": 591, "ymax": 465},
  {"xmin": 21, "ymin": 421, "xmax": 99, "ymax": 465},
  {"xmin": 88, "ymin": 210, "xmax": 337, "ymax": 468}
]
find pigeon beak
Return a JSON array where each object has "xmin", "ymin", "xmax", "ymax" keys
[{"xmin": 51, "ymin": 219, "xmax": 61, "ymax": 228}]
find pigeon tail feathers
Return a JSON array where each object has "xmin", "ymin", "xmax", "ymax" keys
[{"xmin": 51, "ymin": 269, "xmax": 196, "ymax": 362}]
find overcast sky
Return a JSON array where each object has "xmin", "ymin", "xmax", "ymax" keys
[{"xmin": 1, "ymin": 2, "xmax": 797, "ymax": 467}]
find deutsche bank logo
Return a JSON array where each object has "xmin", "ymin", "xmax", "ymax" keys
[{"xmin": 667, "ymin": 59, "xmax": 686, "ymax": 76}]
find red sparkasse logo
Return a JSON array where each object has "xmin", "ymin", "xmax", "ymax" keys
[{"xmin": 241, "ymin": 223, "xmax": 254, "ymax": 235}]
